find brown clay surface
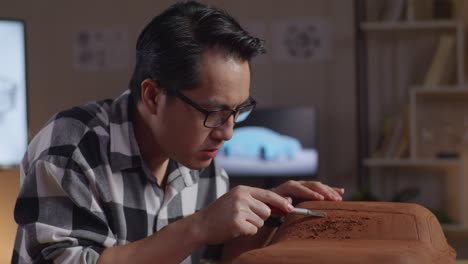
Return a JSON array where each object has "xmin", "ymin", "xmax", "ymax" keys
[{"xmin": 233, "ymin": 201, "xmax": 456, "ymax": 264}]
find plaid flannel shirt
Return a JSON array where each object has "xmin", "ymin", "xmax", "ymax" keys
[{"xmin": 12, "ymin": 90, "xmax": 229, "ymax": 264}]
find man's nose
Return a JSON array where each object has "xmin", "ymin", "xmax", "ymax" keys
[{"xmin": 210, "ymin": 115, "xmax": 235, "ymax": 141}]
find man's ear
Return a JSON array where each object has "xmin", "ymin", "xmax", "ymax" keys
[{"xmin": 140, "ymin": 78, "xmax": 162, "ymax": 115}]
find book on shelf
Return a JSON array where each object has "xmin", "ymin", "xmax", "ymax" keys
[
  {"xmin": 366, "ymin": 0, "xmax": 387, "ymax": 22},
  {"xmin": 386, "ymin": 108, "xmax": 410, "ymax": 158},
  {"xmin": 372, "ymin": 116, "xmax": 395, "ymax": 158},
  {"xmin": 380, "ymin": 0, "xmax": 407, "ymax": 21},
  {"xmin": 454, "ymin": 0, "xmax": 468, "ymax": 23},
  {"xmin": 394, "ymin": 110, "xmax": 410, "ymax": 158},
  {"xmin": 423, "ymin": 34, "xmax": 456, "ymax": 88},
  {"xmin": 406, "ymin": 0, "xmax": 434, "ymax": 21},
  {"xmin": 433, "ymin": 0, "xmax": 454, "ymax": 19},
  {"xmin": 453, "ymin": 0, "xmax": 468, "ymax": 79},
  {"xmin": 372, "ymin": 108, "xmax": 410, "ymax": 159},
  {"xmin": 384, "ymin": 113, "xmax": 405, "ymax": 158}
]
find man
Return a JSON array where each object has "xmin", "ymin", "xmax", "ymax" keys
[{"xmin": 12, "ymin": 1, "xmax": 344, "ymax": 263}]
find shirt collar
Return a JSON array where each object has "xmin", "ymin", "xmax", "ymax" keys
[
  {"xmin": 166, "ymin": 160, "xmax": 200, "ymax": 190},
  {"xmin": 109, "ymin": 90, "xmax": 143, "ymax": 172},
  {"xmin": 107, "ymin": 90, "xmax": 199, "ymax": 188}
]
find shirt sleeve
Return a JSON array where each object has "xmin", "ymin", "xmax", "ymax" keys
[
  {"xmin": 12, "ymin": 158, "xmax": 116, "ymax": 264},
  {"xmin": 193, "ymin": 160, "xmax": 230, "ymax": 263}
]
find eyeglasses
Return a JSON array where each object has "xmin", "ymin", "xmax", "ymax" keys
[{"xmin": 166, "ymin": 89, "xmax": 256, "ymax": 128}]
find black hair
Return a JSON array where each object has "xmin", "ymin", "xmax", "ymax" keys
[{"xmin": 129, "ymin": 0, "xmax": 266, "ymax": 101}]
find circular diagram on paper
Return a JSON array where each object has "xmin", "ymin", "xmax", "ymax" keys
[{"xmin": 283, "ymin": 24, "xmax": 321, "ymax": 59}]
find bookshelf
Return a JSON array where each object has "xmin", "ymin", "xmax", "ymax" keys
[
  {"xmin": 361, "ymin": 20, "xmax": 459, "ymax": 31},
  {"xmin": 362, "ymin": 21, "xmax": 464, "ymax": 93},
  {"xmin": 356, "ymin": 0, "xmax": 468, "ymax": 231},
  {"xmin": 410, "ymin": 89, "xmax": 468, "ymax": 160},
  {"xmin": 364, "ymin": 158, "xmax": 461, "ymax": 167}
]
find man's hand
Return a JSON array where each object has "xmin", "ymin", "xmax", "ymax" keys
[
  {"xmin": 220, "ymin": 181, "xmax": 344, "ymax": 261},
  {"xmin": 191, "ymin": 185, "xmax": 293, "ymax": 245},
  {"xmin": 271, "ymin": 180, "xmax": 345, "ymax": 202}
]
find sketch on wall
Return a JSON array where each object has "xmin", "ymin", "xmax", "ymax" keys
[
  {"xmin": 73, "ymin": 28, "xmax": 130, "ymax": 72},
  {"xmin": 0, "ymin": 20, "xmax": 28, "ymax": 167},
  {"xmin": 0, "ymin": 78, "xmax": 17, "ymax": 117},
  {"xmin": 272, "ymin": 18, "xmax": 332, "ymax": 63}
]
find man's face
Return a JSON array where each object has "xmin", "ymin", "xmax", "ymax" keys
[{"xmin": 156, "ymin": 49, "xmax": 251, "ymax": 170}]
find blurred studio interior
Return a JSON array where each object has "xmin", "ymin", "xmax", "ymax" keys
[{"xmin": 1, "ymin": 0, "xmax": 468, "ymax": 262}]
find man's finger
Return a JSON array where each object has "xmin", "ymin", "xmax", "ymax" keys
[
  {"xmin": 250, "ymin": 188, "xmax": 292, "ymax": 213},
  {"xmin": 245, "ymin": 211, "xmax": 265, "ymax": 229},
  {"xmin": 248, "ymin": 197, "xmax": 272, "ymax": 220},
  {"xmin": 303, "ymin": 182, "xmax": 341, "ymax": 201},
  {"xmin": 289, "ymin": 184, "xmax": 325, "ymax": 201},
  {"xmin": 333, "ymin": 187, "xmax": 345, "ymax": 195}
]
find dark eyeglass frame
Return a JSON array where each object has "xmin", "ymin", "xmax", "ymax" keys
[{"xmin": 166, "ymin": 88, "xmax": 256, "ymax": 128}]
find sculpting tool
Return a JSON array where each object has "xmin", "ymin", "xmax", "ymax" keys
[
  {"xmin": 291, "ymin": 207, "xmax": 327, "ymax": 218},
  {"xmin": 263, "ymin": 207, "xmax": 326, "ymax": 247},
  {"xmin": 270, "ymin": 206, "xmax": 326, "ymax": 217}
]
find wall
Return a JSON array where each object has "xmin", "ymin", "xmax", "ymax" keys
[
  {"xmin": 0, "ymin": 169, "xmax": 19, "ymax": 263},
  {"xmin": 0, "ymin": 0, "xmax": 357, "ymax": 260},
  {"xmin": 205, "ymin": 0, "xmax": 357, "ymax": 191}
]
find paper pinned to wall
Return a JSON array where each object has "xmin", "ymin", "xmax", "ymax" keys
[
  {"xmin": 73, "ymin": 28, "xmax": 130, "ymax": 72},
  {"xmin": 272, "ymin": 18, "xmax": 332, "ymax": 63}
]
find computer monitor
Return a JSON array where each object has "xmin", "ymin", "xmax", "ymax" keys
[
  {"xmin": 0, "ymin": 19, "xmax": 28, "ymax": 168},
  {"xmin": 216, "ymin": 106, "xmax": 319, "ymax": 187}
]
